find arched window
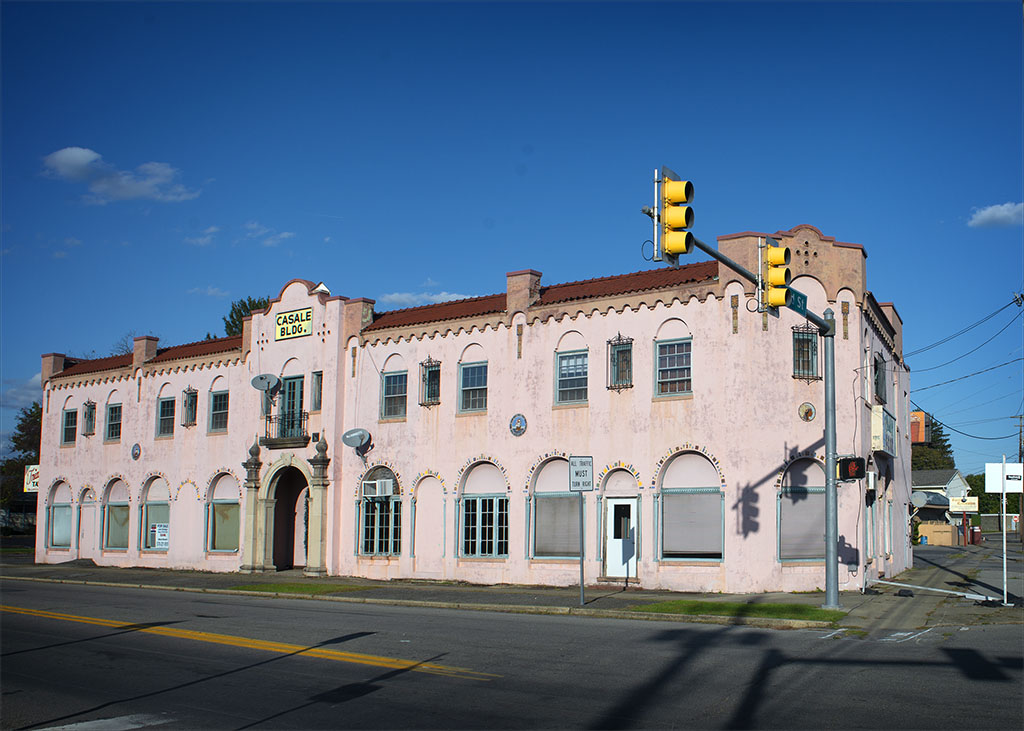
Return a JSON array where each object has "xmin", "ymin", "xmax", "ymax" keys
[
  {"xmin": 361, "ymin": 467, "xmax": 400, "ymax": 556},
  {"xmin": 141, "ymin": 477, "xmax": 170, "ymax": 551},
  {"xmin": 778, "ymin": 459, "xmax": 825, "ymax": 561},
  {"xmin": 207, "ymin": 474, "xmax": 240, "ymax": 552},
  {"xmin": 48, "ymin": 482, "xmax": 73, "ymax": 548},
  {"xmin": 661, "ymin": 452, "xmax": 723, "ymax": 560},
  {"xmin": 532, "ymin": 459, "xmax": 578, "ymax": 558},
  {"xmin": 460, "ymin": 462, "xmax": 508, "ymax": 558},
  {"xmin": 104, "ymin": 480, "xmax": 131, "ymax": 550}
]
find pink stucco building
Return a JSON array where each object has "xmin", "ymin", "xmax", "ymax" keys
[{"xmin": 36, "ymin": 225, "xmax": 912, "ymax": 593}]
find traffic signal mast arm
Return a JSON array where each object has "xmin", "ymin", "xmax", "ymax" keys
[{"xmin": 686, "ymin": 234, "xmax": 833, "ymax": 336}]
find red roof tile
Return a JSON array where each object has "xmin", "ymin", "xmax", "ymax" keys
[
  {"xmin": 364, "ymin": 293, "xmax": 507, "ymax": 331},
  {"xmin": 54, "ymin": 336, "xmax": 243, "ymax": 379},
  {"xmin": 363, "ymin": 261, "xmax": 719, "ymax": 332},
  {"xmin": 537, "ymin": 261, "xmax": 718, "ymax": 305},
  {"xmin": 57, "ymin": 354, "xmax": 133, "ymax": 378},
  {"xmin": 150, "ymin": 335, "xmax": 243, "ymax": 363}
]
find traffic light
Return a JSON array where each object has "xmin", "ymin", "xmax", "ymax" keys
[
  {"xmin": 762, "ymin": 239, "xmax": 792, "ymax": 309},
  {"xmin": 838, "ymin": 457, "xmax": 866, "ymax": 481},
  {"xmin": 659, "ymin": 167, "xmax": 694, "ymax": 265}
]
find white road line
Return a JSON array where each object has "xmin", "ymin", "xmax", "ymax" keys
[
  {"xmin": 820, "ymin": 629, "xmax": 846, "ymax": 639},
  {"xmin": 879, "ymin": 628, "xmax": 933, "ymax": 643},
  {"xmin": 43, "ymin": 714, "xmax": 173, "ymax": 730}
]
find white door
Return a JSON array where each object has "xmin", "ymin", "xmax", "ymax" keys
[
  {"xmin": 78, "ymin": 503, "xmax": 97, "ymax": 561},
  {"xmin": 604, "ymin": 498, "xmax": 637, "ymax": 578}
]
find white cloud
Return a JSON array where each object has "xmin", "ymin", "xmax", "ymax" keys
[
  {"xmin": 245, "ymin": 221, "xmax": 295, "ymax": 247},
  {"xmin": 64, "ymin": 237, "xmax": 82, "ymax": 247},
  {"xmin": 378, "ymin": 291, "xmax": 475, "ymax": 307},
  {"xmin": 52, "ymin": 251, "xmax": 67, "ymax": 259},
  {"xmin": 185, "ymin": 225, "xmax": 220, "ymax": 246},
  {"xmin": 421, "ymin": 277, "xmax": 440, "ymax": 287},
  {"xmin": 967, "ymin": 202, "xmax": 1024, "ymax": 228},
  {"xmin": 323, "ymin": 236, "xmax": 332, "ymax": 244},
  {"xmin": 42, "ymin": 147, "xmax": 200, "ymax": 204},
  {"xmin": 1, "ymin": 372, "xmax": 42, "ymax": 412},
  {"xmin": 187, "ymin": 286, "xmax": 230, "ymax": 297}
]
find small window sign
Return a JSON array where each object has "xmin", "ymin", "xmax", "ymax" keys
[{"xmin": 275, "ymin": 307, "xmax": 313, "ymax": 341}]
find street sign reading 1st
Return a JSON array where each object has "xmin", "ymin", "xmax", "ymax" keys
[
  {"xmin": 568, "ymin": 456, "xmax": 594, "ymax": 492},
  {"xmin": 788, "ymin": 289, "xmax": 808, "ymax": 317}
]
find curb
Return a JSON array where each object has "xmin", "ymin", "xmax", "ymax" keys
[{"xmin": 1, "ymin": 575, "xmax": 834, "ymax": 630}]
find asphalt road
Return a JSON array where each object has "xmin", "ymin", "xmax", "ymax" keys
[{"xmin": 2, "ymin": 580, "xmax": 1021, "ymax": 730}]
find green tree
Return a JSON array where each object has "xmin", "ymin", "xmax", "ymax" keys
[
  {"xmin": 1, "ymin": 402, "xmax": 42, "ymax": 508},
  {"xmin": 223, "ymin": 296, "xmax": 270, "ymax": 337},
  {"xmin": 911, "ymin": 416, "xmax": 956, "ymax": 471}
]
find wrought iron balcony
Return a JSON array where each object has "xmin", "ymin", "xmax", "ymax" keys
[{"xmin": 260, "ymin": 411, "xmax": 310, "ymax": 449}]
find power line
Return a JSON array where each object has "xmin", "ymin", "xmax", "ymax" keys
[
  {"xmin": 904, "ymin": 299, "xmax": 1019, "ymax": 358},
  {"xmin": 910, "ymin": 309, "xmax": 1023, "ymax": 373},
  {"xmin": 911, "ymin": 358, "xmax": 1023, "ymax": 393},
  {"xmin": 911, "ymin": 399, "xmax": 1019, "ymax": 441}
]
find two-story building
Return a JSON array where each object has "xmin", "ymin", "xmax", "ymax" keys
[{"xmin": 36, "ymin": 224, "xmax": 912, "ymax": 593}]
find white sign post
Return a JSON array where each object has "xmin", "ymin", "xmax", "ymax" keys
[
  {"xmin": 985, "ymin": 459, "xmax": 1022, "ymax": 606},
  {"xmin": 569, "ymin": 456, "xmax": 594, "ymax": 607}
]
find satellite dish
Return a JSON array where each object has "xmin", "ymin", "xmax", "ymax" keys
[
  {"xmin": 342, "ymin": 428, "xmax": 373, "ymax": 456},
  {"xmin": 910, "ymin": 492, "xmax": 928, "ymax": 508},
  {"xmin": 251, "ymin": 374, "xmax": 281, "ymax": 392}
]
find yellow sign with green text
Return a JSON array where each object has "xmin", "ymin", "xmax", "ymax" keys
[{"xmin": 275, "ymin": 307, "xmax": 313, "ymax": 341}]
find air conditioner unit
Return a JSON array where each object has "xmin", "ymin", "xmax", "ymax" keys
[
  {"xmin": 377, "ymin": 479, "xmax": 394, "ymax": 496},
  {"xmin": 361, "ymin": 480, "xmax": 379, "ymax": 497}
]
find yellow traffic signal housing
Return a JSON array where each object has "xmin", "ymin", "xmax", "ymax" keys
[
  {"xmin": 660, "ymin": 175, "xmax": 694, "ymax": 260},
  {"xmin": 762, "ymin": 243, "xmax": 792, "ymax": 308}
]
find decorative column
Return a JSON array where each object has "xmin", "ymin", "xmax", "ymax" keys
[
  {"xmin": 240, "ymin": 439, "xmax": 262, "ymax": 573},
  {"xmin": 304, "ymin": 437, "xmax": 330, "ymax": 577}
]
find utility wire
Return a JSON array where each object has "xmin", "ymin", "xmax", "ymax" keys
[
  {"xmin": 911, "ymin": 357, "xmax": 1023, "ymax": 393},
  {"xmin": 910, "ymin": 309, "xmax": 1023, "ymax": 373},
  {"xmin": 911, "ymin": 399, "xmax": 1019, "ymax": 441},
  {"xmin": 904, "ymin": 299, "xmax": 1018, "ymax": 358}
]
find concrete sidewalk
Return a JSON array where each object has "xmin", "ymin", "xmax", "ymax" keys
[{"xmin": 2, "ymin": 537, "xmax": 1021, "ymax": 633}]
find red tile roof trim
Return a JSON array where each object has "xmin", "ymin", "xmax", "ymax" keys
[
  {"xmin": 363, "ymin": 261, "xmax": 718, "ymax": 332},
  {"xmin": 54, "ymin": 336, "xmax": 243, "ymax": 379}
]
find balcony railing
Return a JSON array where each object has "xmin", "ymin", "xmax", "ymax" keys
[{"xmin": 260, "ymin": 411, "xmax": 310, "ymax": 449}]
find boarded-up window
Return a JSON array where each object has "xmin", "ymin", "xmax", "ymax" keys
[{"xmin": 779, "ymin": 459, "xmax": 825, "ymax": 560}]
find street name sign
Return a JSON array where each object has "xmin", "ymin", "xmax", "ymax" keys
[
  {"xmin": 985, "ymin": 462, "xmax": 1023, "ymax": 493},
  {"xmin": 568, "ymin": 456, "xmax": 594, "ymax": 492},
  {"xmin": 788, "ymin": 289, "xmax": 808, "ymax": 317}
]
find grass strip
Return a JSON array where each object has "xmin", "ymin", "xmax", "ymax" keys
[
  {"xmin": 231, "ymin": 583, "xmax": 369, "ymax": 595},
  {"xmin": 0, "ymin": 547, "xmax": 33, "ymax": 554},
  {"xmin": 627, "ymin": 599, "xmax": 846, "ymax": 623}
]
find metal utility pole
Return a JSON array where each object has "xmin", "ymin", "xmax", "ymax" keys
[{"xmin": 644, "ymin": 167, "xmax": 841, "ymax": 608}]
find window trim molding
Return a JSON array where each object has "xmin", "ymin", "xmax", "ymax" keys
[
  {"xmin": 208, "ymin": 390, "xmax": 230, "ymax": 433},
  {"xmin": 554, "ymin": 349, "xmax": 589, "ymax": 406},
  {"xmin": 105, "ymin": 403, "xmax": 122, "ymax": 443},
  {"xmin": 458, "ymin": 361, "xmax": 488, "ymax": 414},
  {"xmin": 659, "ymin": 487, "xmax": 724, "ymax": 562},
  {"xmin": 61, "ymin": 408, "xmax": 77, "ymax": 445},
  {"xmin": 653, "ymin": 337, "xmax": 693, "ymax": 398},
  {"xmin": 156, "ymin": 396, "xmax": 175, "ymax": 438},
  {"xmin": 607, "ymin": 334, "xmax": 634, "ymax": 391},
  {"xmin": 380, "ymin": 370, "xmax": 408, "ymax": 421},
  {"xmin": 459, "ymin": 493, "xmax": 509, "ymax": 559}
]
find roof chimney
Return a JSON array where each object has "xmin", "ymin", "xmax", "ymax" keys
[
  {"xmin": 133, "ymin": 336, "xmax": 159, "ymax": 369},
  {"xmin": 506, "ymin": 269, "xmax": 542, "ymax": 314}
]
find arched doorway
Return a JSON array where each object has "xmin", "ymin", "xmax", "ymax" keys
[{"xmin": 272, "ymin": 467, "xmax": 308, "ymax": 570}]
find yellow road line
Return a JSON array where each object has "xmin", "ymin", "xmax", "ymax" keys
[{"xmin": 1, "ymin": 604, "xmax": 496, "ymax": 681}]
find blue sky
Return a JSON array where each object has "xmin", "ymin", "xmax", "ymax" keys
[{"xmin": 2, "ymin": 0, "xmax": 1022, "ymax": 475}]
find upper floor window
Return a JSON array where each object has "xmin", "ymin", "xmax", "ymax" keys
[
  {"xmin": 106, "ymin": 403, "xmax": 122, "ymax": 442},
  {"xmin": 555, "ymin": 351, "xmax": 588, "ymax": 404},
  {"xmin": 381, "ymin": 371, "xmax": 408, "ymax": 419},
  {"xmin": 181, "ymin": 388, "xmax": 198, "ymax": 427},
  {"xmin": 607, "ymin": 335, "xmax": 633, "ymax": 391},
  {"xmin": 792, "ymin": 325, "xmax": 820, "ymax": 381},
  {"xmin": 61, "ymin": 409, "xmax": 77, "ymax": 445},
  {"xmin": 81, "ymin": 401, "xmax": 96, "ymax": 436},
  {"xmin": 310, "ymin": 371, "xmax": 323, "ymax": 412},
  {"xmin": 655, "ymin": 338, "xmax": 692, "ymax": 396},
  {"xmin": 459, "ymin": 362, "xmax": 488, "ymax": 413},
  {"xmin": 209, "ymin": 391, "xmax": 229, "ymax": 432},
  {"xmin": 419, "ymin": 358, "xmax": 441, "ymax": 406},
  {"xmin": 873, "ymin": 353, "xmax": 887, "ymax": 404},
  {"xmin": 156, "ymin": 397, "xmax": 175, "ymax": 437}
]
